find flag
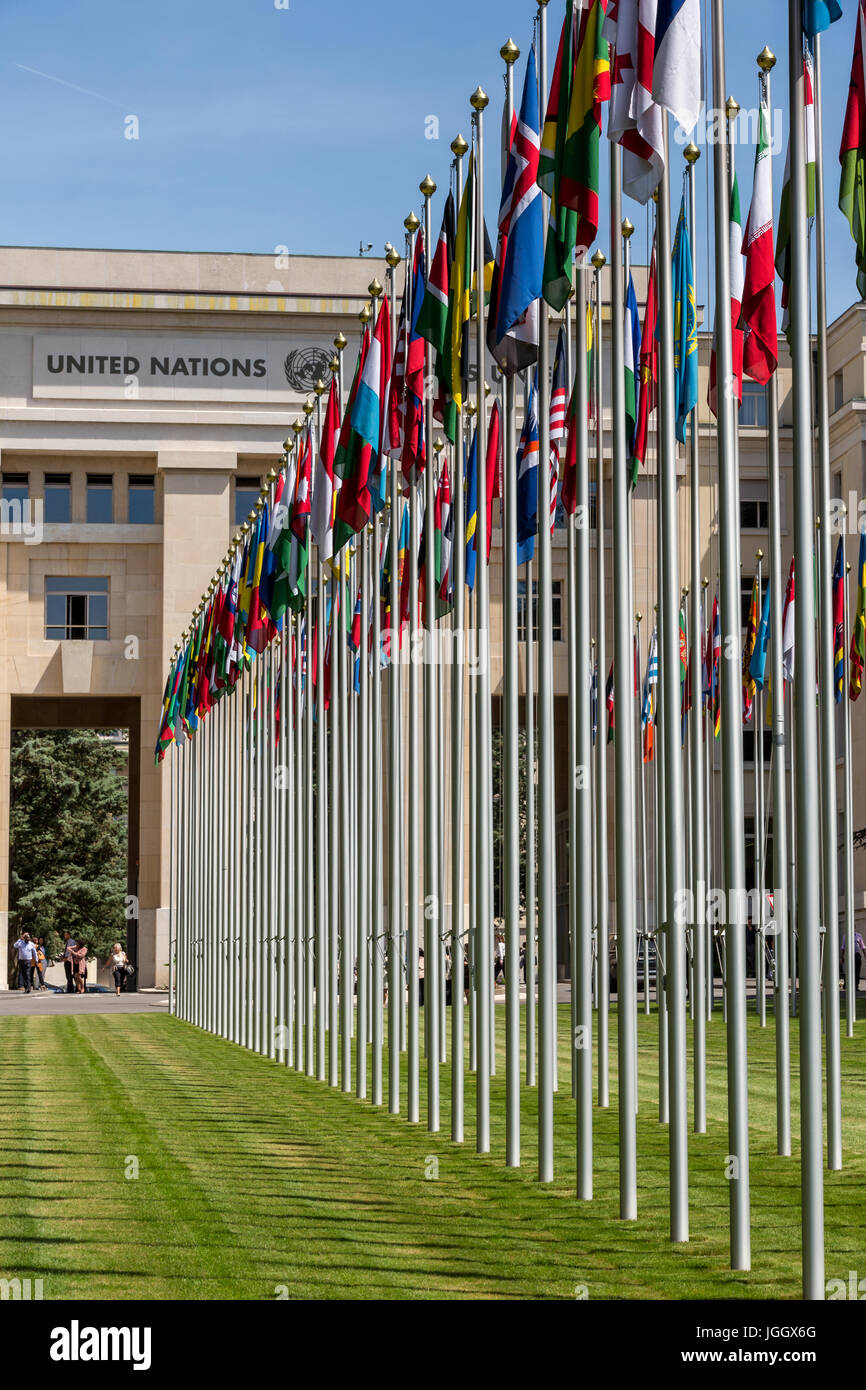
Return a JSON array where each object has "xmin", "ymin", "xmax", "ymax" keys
[
  {"xmin": 624, "ymin": 269, "xmax": 641, "ymax": 481},
  {"xmin": 465, "ymin": 427, "xmax": 480, "ymax": 592},
  {"xmin": 550, "ymin": 326, "xmax": 569, "ymax": 441},
  {"xmin": 333, "ymin": 328, "xmax": 372, "ymax": 551},
  {"xmin": 709, "ymin": 172, "xmax": 744, "ymax": 416},
  {"xmin": 851, "ymin": 530, "xmax": 866, "ymax": 699},
  {"xmin": 839, "ymin": 0, "xmax": 866, "ymax": 299},
  {"xmin": 538, "ymin": 0, "xmax": 611, "ymax": 309},
  {"xmin": 672, "ymin": 195, "xmax": 698, "ymax": 443},
  {"xmin": 591, "ymin": 660, "xmax": 598, "ymax": 746},
  {"xmin": 485, "ymin": 400, "xmax": 501, "ymax": 562},
  {"xmin": 606, "ymin": 660, "xmax": 615, "ymax": 744},
  {"xmin": 311, "ymin": 378, "xmax": 338, "ymax": 563},
  {"xmin": 435, "ymin": 458, "xmax": 453, "ymax": 618},
  {"xmin": 603, "ymin": 0, "xmax": 665, "ymax": 203},
  {"xmin": 549, "ymin": 447, "xmax": 558, "ymax": 536},
  {"xmin": 777, "ymin": 50, "xmax": 816, "ymax": 323},
  {"xmin": 287, "ymin": 428, "xmax": 313, "ymax": 612},
  {"xmin": 417, "ymin": 193, "xmax": 456, "ymax": 436},
  {"xmin": 750, "ymin": 576, "xmax": 771, "ymax": 690},
  {"xmin": 390, "ymin": 230, "xmax": 427, "ymax": 484},
  {"xmin": 641, "ymin": 626, "xmax": 658, "ymax": 762},
  {"xmin": 651, "ymin": 0, "xmax": 702, "ymax": 133},
  {"xmin": 632, "ymin": 242, "xmax": 658, "ymax": 476},
  {"xmin": 782, "ymin": 557, "xmax": 796, "ymax": 683},
  {"xmin": 833, "ymin": 536, "xmax": 846, "ymax": 703},
  {"xmin": 742, "ymin": 572, "xmax": 759, "ymax": 721},
  {"xmin": 488, "ymin": 48, "xmax": 543, "ymax": 375},
  {"xmin": 336, "ymin": 298, "xmax": 391, "ymax": 546},
  {"xmin": 804, "ymin": 1, "xmax": 843, "ymax": 37},
  {"xmin": 742, "ymin": 94, "xmax": 778, "ymax": 384},
  {"xmin": 442, "ymin": 161, "xmax": 474, "ymax": 440},
  {"xmin": 516, "ymin": 376, "xmax": 540, "ymax": 566}
]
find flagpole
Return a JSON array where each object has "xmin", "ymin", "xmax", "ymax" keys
[
  {"xmin": 811, "ymin": 33, "xmax": 842, "ymax": 1173},
  {"xmin": 525, "ymin": 546, "xmax": 537, "ymax": 1088},
  {"xmin": 591, "ymin": 247, "xmax": 610, "ymax": 1113},
  {"xmin": 637, "ymin": 613, "xmax": 651, "ymax": 1016},
  {"xmin": 710, "ymin": 0, "xmax": 751, "ymax": 1270},
  {"xmin": 419, "ymin": 173, "xmax": 441, "ymax": 1134},
  {"xmin": 684, "ymin": 140, "xmax": 707, "ymax": 1133},
  {"xmin": 843, "ymin": 547, "xmax": 856, "ymax": 1038},
  {"xmin": 786, "ymin": 0, "xmax": 824, "ymax": 1299},
  {"xmin": 656, "ymin": 118, "xmax": 689, "ymax": 1242},
  {"xmin": 448, "ymin": 142, "xmax": 468, "ymax": 1143},
  {"xmin": 767, "ymin": 362, "xmax": 791, "ymax": 1156},
  {"xmin": 610, "ymin": 144, "xmax": 637, "ymax": 1217},
  {"xmin": 314, "ymin": 385, "xmax": 329, "ymax": 1083},
  {"xmin": 499, "ymin": 38, "xmax": 521, "ymax": 1169},
  {"xmin": 755, "ymin": 551, "xmax": 766, "ymax": 1030},
  {"xmin": 387, "ymin": 239, "xmax": 405, "ymax": 1113},
  {"xmin": 468, "ymin": 88, "xmax": 493, "ymax": 1156}
]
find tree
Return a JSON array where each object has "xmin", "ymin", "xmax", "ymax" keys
[{"xmin": 9, "ymin": 729, "xmax": 128, "ymax": 969}]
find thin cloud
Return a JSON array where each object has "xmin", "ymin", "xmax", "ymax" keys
[{"xmin": 13, "ymin": 62, "xmax": 127, "ymax": 110}]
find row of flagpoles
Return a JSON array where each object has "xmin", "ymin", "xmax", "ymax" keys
[{"xmin": 158, "ymin": 0, "xmax": 866, "ymax": 1300}]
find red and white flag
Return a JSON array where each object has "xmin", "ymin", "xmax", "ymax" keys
[
  {"xmin": 741, "ymin": 94, "xmax": 778, "ymax": 384},
  {"xmin": 603, "ymin": 0, "xmax": 665, "ymax": 203},
  {"xmin": 311, "ymin": 378, "xmax": 338, "ymax": 562}
]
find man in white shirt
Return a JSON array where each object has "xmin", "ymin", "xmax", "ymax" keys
[{"xmin": 13, "ymin": 933, "xmax": 38, "ymax": 994}]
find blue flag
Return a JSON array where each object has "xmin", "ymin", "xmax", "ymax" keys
[
  {"xmin": 750, "ymin": 578, "xmax": 771, "ymax": 689},
  {"xmin": 516, "ymin": 376, "xmax": 540, "ymax": 566},
  {"xmin": 672, "ymin": 196, "xmax": 698, "ymax": 444},
  {"xmin": 489, "ymin": 48, "xmax": 543, "ymax": 375},
  {"xmin": 803, "ymin": 1, "xmax": 842, "ymax": 38},
  {"xmin": 465, "ymin": 428, "xmax": 479, "ymax": 591}
]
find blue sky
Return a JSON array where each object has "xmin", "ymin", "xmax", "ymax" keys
[{"xmin": 0, "ymin": 0, "xmax": 857, "ymax": 323}]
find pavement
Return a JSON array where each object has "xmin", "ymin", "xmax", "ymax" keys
[{"xmin": 0, "ymin": 987, "xmax": 170, "ymax": 1016}]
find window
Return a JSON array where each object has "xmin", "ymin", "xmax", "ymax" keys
[
  {"xmin": 86, "ymin": 474, "xmax": 113, "ymax": 524},
  {"xmin": 45, "ymin": 577, "xmax": 109, "ymax": 641},
  {"xmin": 740, "ymin": 478, "xmax": 768, "ymax": 530},
  {"xmin": 517, "ymin": 580, "xmax": 562, "ymax": 642},
  {"xmin": 742, "ymin": 727, "xmax": 773, "ymax": 766},
  {"xmin": 234, "ymin": 476, "xmax": 262, "ymax": 525},
  {"xmin": 740, "ymin": 382, "xmax": 768, "ymax": 428},
  {"xmin": 1, "ymin": 472, "xmax": 28, "ymax": 506},
  {"xmin": 834, "ymin": 371, "xmax": 844, "ymax": 413},
  {"xmin": 128, "ymin": 474, "xmax": 155, "ymax": 524},
  {"xmin": 44, "ymin": 473, "xmax": 71, "ymax": 523},
  {"xmin": 589, "ymin": 479, "xmax": 598, "ymax": 533}
]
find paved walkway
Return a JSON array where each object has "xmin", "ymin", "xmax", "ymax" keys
[{"xmin": 0, "ymin": 987, "xmax": 170, "ymax": 1016}]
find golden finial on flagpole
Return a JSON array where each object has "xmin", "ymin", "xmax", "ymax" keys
[
  {"xmin": 314, "ymin": 378, "xmax": 326, "ymax": 397},
  {"xmin": 303, "ymin": 397, "xmax": 314, "ymax": 417},
  {"xmin": 404, "ymin": 211, "xmax": 420, "ymax": 233},
  {"xmin": 368, "ymin": 277, "xmax": 383, "ymax": 299},
  {"xmin": 334, "ymin": 331, "xmax": 347, "ymax": 352},
  {"xmin": 419, "ymin": 175, "xmax": 436, "ymax": 198},
  {"xmin": 725, "ymin": 95, "xmax": 740, "ymax": 122},
  {"xmin": 622, "ymin": 217, "xmax": 634, "ymax": 240},
  {"xmin": 266, "ymin": 468, "xmax": 278, "ymax": 483},
  {"xmin": 385, "ymin": 247, "xmax": 400, "ymax": 269},
  {"xmin": 359, "ymin": 303, "xmax": 372, "ymax": 325},
  {"xmin": 756, "ymin": 549, "xmax": 764, "ymax": 562},
  {"xmin": 757, "ymin": 46, "xmax": 776, "ymax": 73},
  {"xmin": 470, "ymin": 87, "xmax": 489, "ymax": 111},
  {"xmin": 591, "ymin": 250, "xmax": 606, "ymax": 269},
  {"xmin": 684, "ymin": 142, "xmax": 700, "ymax": 165},
  {"xmin": 500, "ymin": 38, "xmax": 520, "ymax": 65},
  {"xmin": 451, "ymin": 133, "xmax": 469, "ymax": 158},
  {"xmin": 292, "ymin": 418, "xmax": 304, "ymax": 436}
]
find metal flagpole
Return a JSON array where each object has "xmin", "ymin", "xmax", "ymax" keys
[
  {"xmin": 767, "ymin": 365, "xmax": 791, "ymax": 1156},
  {"xmin": 169, "ymin": 682, "xmax": 177, "ymax": 1016},
  {"xmin": 610, "ymin": 145, "xmax": 637, "ymax": 1217},
  {"xmin": 685, "ymin": 140, "xmax": 707, "ymax": 1133},
  {"xmin": 636, "ymin": 613, "xmax": 651, "ymax": 1017},
  {"xmin": 419, "ymin": 173, "xmax": 441, "ymax": 1133},
  {"xmin": 710, "ymin": 0, "xmax": 751, "ymax": 1270},
  {"xmin": 372, "ymin": 496, "xmax": 384, "ymax": 1105},
  {"xmin": 387, "ymin": 238, "xmax": 405, "ymax": 1113},
  {"xmin": 302, "ymin": 417, "xmax": 316, "ymax": 1080},
  {"xmin": 591, "ymin": 249, "xmax": 610, "ymax": 1114},
  {"xmin": 314, "ymin": 384, "xmax": 329, "ymax": 1083},
  {"xmin": 843, "ymin": 545, "xmax": 856, "ymax": 1038},
  {"xmin": 812, "ymin": 34, "xmax": 842, "ymax": 1172},
  {"xmin": 755, "ymin": 551, "xmax": 766, "ymax": 1029},
  {"xmin": 656, "ymin": 119, "xmax": 688, "ymax": 1242},
  {"xmin": 525, "ymin": 543, "xmax": 537, "ymax": 1087},
  {"xmin": 470, "ymin": 87, "xmax": 492, "ymax": 1155},
  {"xmin": 569, "ymin": 280, "xmax": 588, "ymax": 1162},
  {"xmin": 500, "ymin": 38, "xmax": 521, "ymax": 1168},
  {"xmin": 450, "ymin": 135, "xmax": 469, "ymax": 1144},
  {"xmin": 786, "ymin": 0, "xmax": 824, "ymax": 1298}
]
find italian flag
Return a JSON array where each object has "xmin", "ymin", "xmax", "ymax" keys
[
  {"xmin": 742, "ymin": 98, "xmax": 778, "ymax": 384},
  {"xmin": 839, "ymin": 0, "xmax": 866, "ymax": 300}
]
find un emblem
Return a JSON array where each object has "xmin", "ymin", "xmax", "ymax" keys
[{"xmin": 283, "ymin": 347, "xmax": 332, "ymax": 392}]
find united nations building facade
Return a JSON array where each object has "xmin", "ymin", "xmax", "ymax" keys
[{"xmin": 2, "ymin": 245, "xmax": 865, "ymax": 987}]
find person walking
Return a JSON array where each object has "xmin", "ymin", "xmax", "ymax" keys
[
  {"xmin": 34, "ymin": 937, "xmax": 48, "ymax": 991},
  {"xmin": 107, "ymin": 943, "xmax": 129, "ymax": 996},
  {"xmin": 61, "ymin": 931, "xmax": 78, "ymax": 994},
  {"xmin": 12, "ymin": 933, "xmax": 38, "ymax": 993},
  {"xmin": 841, "ymin": 931, "xmax": 866, "ymax": 995},
  {"xmin": 70, "ymin": 938, "xmax": 88, "ymax": 994}
]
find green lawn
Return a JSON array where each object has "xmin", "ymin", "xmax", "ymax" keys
[{"xmin": 0, "ymin": 1006, "xmax": 863, "ymax": 1300}]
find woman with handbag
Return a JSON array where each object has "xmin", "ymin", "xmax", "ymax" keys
[{"xmin": 107, "ymin": 943, "xmax": 129, "ymax": 996}]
